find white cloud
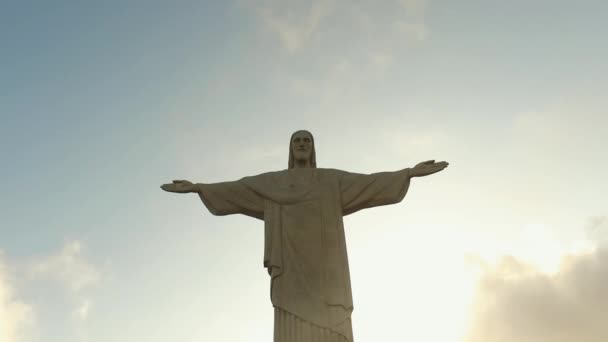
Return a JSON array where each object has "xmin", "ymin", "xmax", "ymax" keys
[
  {"xmin": 0, "ymin": 252, "xmax": 33, "ymax": 342},
  {"xmin": 247, "ymin": 0, "xmax": 335, "ymax": 53},
  {"xmin": 243, "ymin": 0, "xmax": 429, "ymax": 53},
  {"xmin": 0, "ymin": 241, "xmax": 100, "ymax": 342},
  {"xmin": 587, "ymin": 216, "xmax": 608, "ymax": 244},
  {"xmin": 72, "ymin": 299, "xmax": 91, "ymax": 321},
  {"xmin": 370, "ymin": 51, "xmax": 394, "ymax": 73},
  {"xmin": 466, "ymin": 242, "xmax": 608, "ymax": 342},
  {"xmin": 28, "ymin": 240, "xmax": 100, "ymax": 323},
  {"xmin": 29, "ymin": 240, "xmax": 100, "ymax": 293},
  {"xmin": 237, "ymin": 0, "xmax": 432, "ymax": 107},
  {"xmin": 395, "ymin": 0, "xmax": 429, "ymax": 41}
]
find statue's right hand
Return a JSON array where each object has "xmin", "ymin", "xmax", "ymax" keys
[{"xmin": 161, "ymin": 180, "xmax": 197, "ymax": 193}]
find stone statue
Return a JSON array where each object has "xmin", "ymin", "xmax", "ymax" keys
[{"xmin": 161, "ymin": 130, "xmax": 449, "ymax": 342}]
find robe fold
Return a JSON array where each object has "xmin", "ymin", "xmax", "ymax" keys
[{"xmin": 198, "ymin": 168, "xmax": 411, "ymax": 342}]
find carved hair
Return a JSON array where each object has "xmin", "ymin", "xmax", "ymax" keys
[{"xmin": 288, "ymin": 130, "xmax": 317, "ymax": 169}]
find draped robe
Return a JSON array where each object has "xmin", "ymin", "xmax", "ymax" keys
[{"xmin": 198, "ymin": 168, "xmax": 411, "ymax": 342}]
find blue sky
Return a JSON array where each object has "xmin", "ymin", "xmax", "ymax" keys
[{"xmin": 1, "ymin": 1, "xmax": 607, "ymax": 341}]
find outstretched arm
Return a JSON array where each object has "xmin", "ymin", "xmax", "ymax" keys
[
  {"xmin": 161, "ymin": 179, "xmax": 264, "ymax": 219},
  {"xmin": 339, "ymin": 160, "xmax": 449, "ymax": 215}
]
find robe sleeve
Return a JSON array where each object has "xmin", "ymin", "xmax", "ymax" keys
[
  {"xmin": 197, "ymin": 178, "xmax": 265, "ymax": 220},
  {"xmin": 339, "ymin": 168, "xmax": 411, "ymax": 216}
]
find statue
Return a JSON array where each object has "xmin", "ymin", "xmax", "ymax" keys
[{"xmin": 161, "ymin": 130, "xmax": 449, "ymax": 342}]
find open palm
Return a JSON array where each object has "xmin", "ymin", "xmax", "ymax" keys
[
  {"xmin": 410, "ymin": 160, "xmax": 449, "ymax": 177},
  {"xmin": 161, "ymin": 180, "xmax": 196, "ymax": 193}
]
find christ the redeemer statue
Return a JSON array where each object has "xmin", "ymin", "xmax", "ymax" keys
[{"xmin": 161, "ymin": 130, "xmax": 449, "ymax": 342}]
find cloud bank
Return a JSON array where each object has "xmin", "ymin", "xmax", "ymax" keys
[
  {"xmin": 0, "ymin": 252, "xmax": 33, "ymax": 342},
  {"xmin": 28, "ymin": 240, "xmax": 101, "ymax": 322},
  {"xmin": 466, "ymin": 244, "xmax": 608, "ymax": 342},
  {"xmin": 0, "ymin": 240, "xmax": 100, "ymax": 342},
  {"xmin": 28, "ymin": 240, "xmax": 100, "ymax": 293}
]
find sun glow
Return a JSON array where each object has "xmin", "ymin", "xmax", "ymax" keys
[{"xmin": 349, "ymin": 222, "xmax": 479, "ymax": 341}]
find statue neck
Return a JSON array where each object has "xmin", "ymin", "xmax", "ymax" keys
[{"xmin": 292, "ymin": 159, "xmax": 312, "ymax": 169}]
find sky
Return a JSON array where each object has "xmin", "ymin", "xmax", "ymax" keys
[{"xmin": 1, "ymin": 0, "xmax": 607, "ymax": 341}]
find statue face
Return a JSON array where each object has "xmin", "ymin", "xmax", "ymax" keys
[{"xmin": 291, "ymin": 131, "xmax": 313, "ymax": 163}]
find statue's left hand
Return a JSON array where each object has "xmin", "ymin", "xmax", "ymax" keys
[{"xmin": 410, "ymin": 160, "xmax": 449, "ymax": 177}]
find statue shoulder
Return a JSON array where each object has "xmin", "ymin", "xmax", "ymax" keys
[
  {"xmin": 240, "ymin": 169, "xmax": 287, "ymax": 184},
  {"xmin": 317, "ymin": 168, "xmax": 347, "ymax": 175}
]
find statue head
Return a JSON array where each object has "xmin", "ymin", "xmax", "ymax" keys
[{"xmin": 288, "ymin": 130, "xmax": 317, "ymax": 169}]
